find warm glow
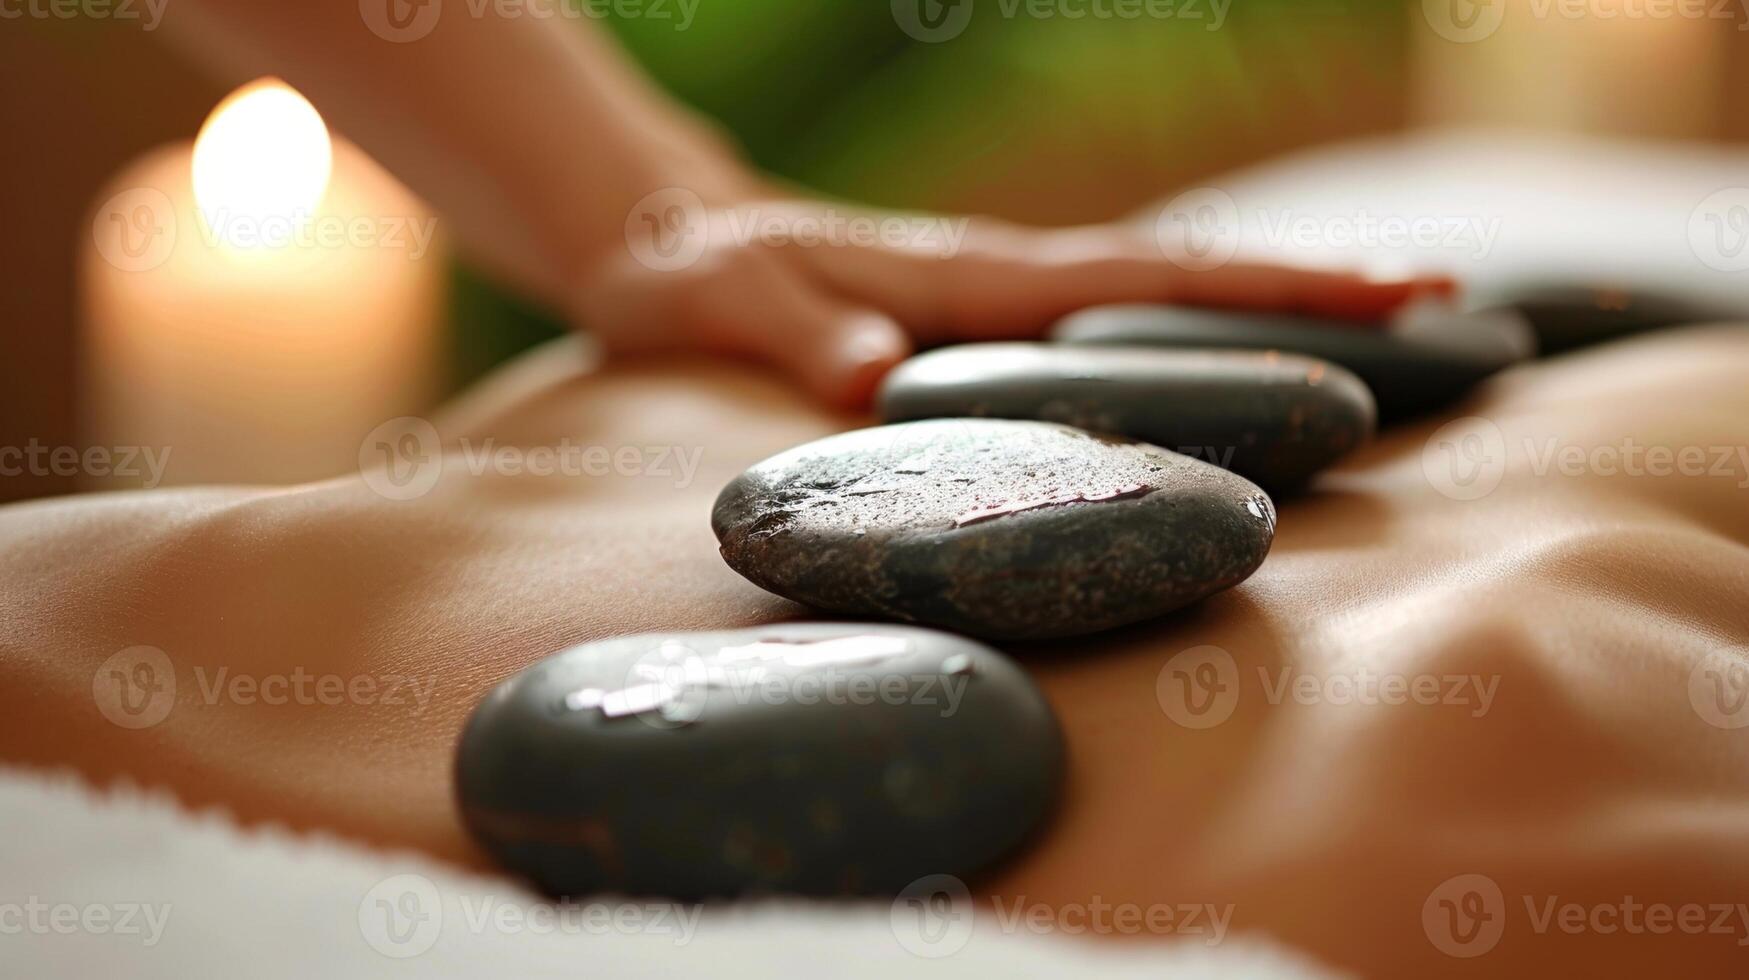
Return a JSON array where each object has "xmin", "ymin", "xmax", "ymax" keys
[{"xmin": 192, "ymin": 78, "xmax": 332, "ymax": 239}]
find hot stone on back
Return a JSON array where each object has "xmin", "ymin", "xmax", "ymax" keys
[{"xmin": 454, "ymin": 623, "xmax": 1063, "ymax": 899}]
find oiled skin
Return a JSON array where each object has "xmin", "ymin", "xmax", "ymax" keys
[{"xmin": 3, "ymin": 328, "xmax": 1748, "ymax": 977}]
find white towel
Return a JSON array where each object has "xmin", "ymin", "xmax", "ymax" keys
[{"xmin": 0, "ymin": 766, "xmax": 1339, "ymax": 979}]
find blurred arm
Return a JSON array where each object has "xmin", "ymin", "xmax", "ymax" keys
[{"xmin": 164, "ymin": 0, "xmax": 748, "ymax": 302}]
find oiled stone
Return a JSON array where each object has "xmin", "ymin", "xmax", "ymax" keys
[
  {"xmin": 1051, "ymin": 303, "xmax": 1534, "ymax": 422},
  {"xmin": 876, "ymin": 343, "xmax": 1375, "ymax": 490},
  {"xmin": 711, "ymin": 419, "xmax": 1276, "ymax": 640},
  {"xmin": 455, "ymin": 623, "xmax": 1063, "ymax": 899},
  {"xmin": 1470, "ymin": 282, "xmax": 1733, "ymax": 356}
]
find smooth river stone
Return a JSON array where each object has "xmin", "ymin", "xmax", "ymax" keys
[
  {"xmin": 1051, "ymin": 303, "xmax": 1535, "ymax": 422},
  {"xmin": 1469, "ymin": 282, "xmax": 1737, "ymax": 356},
  {"xmin": 876, "ymin": 343, "xmax": 1375, "ymax": 490},
  {"xmin": 455, "ymin": 623, "xmax": 1063, "ymax": 899},
  {"xmin": 711, "ymin": 419, "xmax": 1276, "ymax": 640}
]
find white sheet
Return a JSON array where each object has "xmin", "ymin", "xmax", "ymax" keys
[{"xmin": 0, "ymin": 767, "xmax": 1338, "ymax": 978}]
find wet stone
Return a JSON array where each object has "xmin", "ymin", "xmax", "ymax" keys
[
  {"xmin": 711, "ymin": 419, "xmax": 1276, "ymax": 640},
  {"xmin": 1469, "ymin": 281, "xmax": 1735, "ymax": 356},
  {"xmin": 877, "ymin": 342, "xmax": 1375, "ymax": 491},
  {"xmin": 1051, "ymin": 303, "xmax": 1535, "ymax": 422},
  {"xmin": 455, "ymin": 623, "xmax": 1064, "ymax": 899}
]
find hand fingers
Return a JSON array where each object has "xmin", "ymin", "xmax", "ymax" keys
[
  {"xmin": 1160, "ymin": 262, "xmax": 1456, "ymax": 322},
  {"xmin": 576, "ymin": 242, "xmax": 911, "ymax": 410},
  {"xmin": 792, "ymin": 217, "xmax": 1453, "ymax": 342},
  {"xmin": 746, "ymin": 292, "xmax": 912, "ymax": 411}
]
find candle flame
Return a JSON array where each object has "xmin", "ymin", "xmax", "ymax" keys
[{"xmin": 192, "ymin": 78, "xmax": 332, "ymax": 243}]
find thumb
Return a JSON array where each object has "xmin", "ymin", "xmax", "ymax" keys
[
  {"xmin": 746, "ymin": 279, "xmax": 912, "ymax": 411},
  {"xmin": 809, "ymin": 308, "xmax": 914, "ymax": 411}
]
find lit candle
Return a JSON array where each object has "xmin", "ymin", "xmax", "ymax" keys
[{"xmin": 79, "ymin": 78, "xmax": 445, "ymax": 489}]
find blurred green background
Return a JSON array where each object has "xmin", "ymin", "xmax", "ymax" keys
[
  {"xmin": 454, "ymin": 0, "xmax": 1410, "ymax": 383},
  {"xmin": 0, "ymin": 0, "xmax": 1415, "ymax": 501}
]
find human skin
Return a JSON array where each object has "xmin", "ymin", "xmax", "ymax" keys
[
  {"xmin": 4, "ymin": 326, "xmax": 1748, "ymax": 976},
  {"xmin": 164, "ymin": 0, "xmax": 1448, "ymax": 408}
]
